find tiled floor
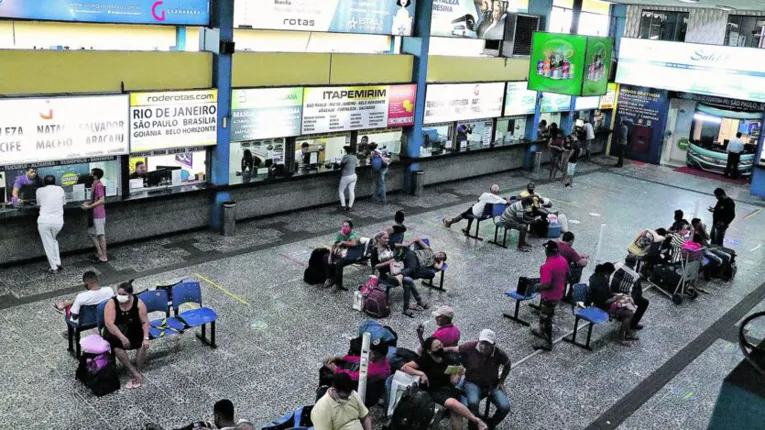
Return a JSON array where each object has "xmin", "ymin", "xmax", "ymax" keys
[{"xmin": 1, "ymin": 158, "xmax": 764, "ymax": 430}]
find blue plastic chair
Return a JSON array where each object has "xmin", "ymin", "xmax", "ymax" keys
[
  {"xmin": 420, "ymin": 238, "xmax": 448, "ymax": 291},
  {"xmin": 503, "ymin": 277, "xmax": 540, "ymax": 326},
  {"xmin": 137, "ymin": 289, "xmax": 185, "ymax": 340},
  {"xmin": 65, "ymin": 303, "xmax": 101, "ymax": 358},
  {"xmin": 96, "ymin": 299, "xmax": 109, "ymax": 333},
  {"xmin": 563, "ymin": 283, "xmax": 610, "ymax": 350},
  {"xmin": 462, "ymin": 203, "xmax": 495, "ymax": 241},
  {"xmin": 389, "ymin": 232, "xmax": 405, "ymax": 246},
  {"xmin": 172, "ymin": 281, "xmax": 218, "ymax": 348},
  {"xmin": 489, "ymin": 203, "xmax": 511, "ymax": 248}
]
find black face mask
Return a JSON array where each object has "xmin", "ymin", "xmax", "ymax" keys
[{"xmin": 431, "ymin": 348, "xmax": 445, "ymax": 358}]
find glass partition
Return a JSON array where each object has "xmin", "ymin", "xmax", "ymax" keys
[{"xmin": 229, "ymin": 139, "xmax": 288, "ymax": 185}]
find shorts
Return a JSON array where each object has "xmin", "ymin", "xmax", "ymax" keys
[
  {"xmin": 429, "ymin": 387, "xmax": 463, "ymax": 405},
  {"xmin": 88, "ymin": 218, "xmax": 106, "ymax": 236},
  {"xmin": 498, "ymin": 218, "xmax": 526, "ymax": 231},
  {"xmin": 104, "ymin": 328, "xmax": 143, "ymax": 351}
]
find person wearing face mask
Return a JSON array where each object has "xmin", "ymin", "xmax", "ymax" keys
[
  {"xmin": 312, "ymin": 373, "xmax": 373, "ymax": 430},
  {"xmin": 51, "ymin": 271, "xmax": 114, "ymax": 323},
  {"xmin": 371, "ymin": 229, "xmax": 428, "ymax": 318},
  {"xmin": 325, "ymin": 220, "xmax": 361, "ymax": 290},
  {"xmin": 173, "ymin": 399, "xmax": 251, "ymax": 430},
  {"xmin": 401, "ymin": 338, "xmax": 489, "ymax": 430},
  {"xmin": 103, "ymin": 281, "xmax": 150, "ymax": 389}
]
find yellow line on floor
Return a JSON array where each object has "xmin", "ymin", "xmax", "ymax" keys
[
  {"xmin": 194, "ymin": 273, "xmax": 251, "ymax": 306},
  {"xmin": 744, "ymin": 208, "xmax": 761, "ymax": 220}
]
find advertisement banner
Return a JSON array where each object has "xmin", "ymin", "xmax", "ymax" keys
[
  {"xmin": 231, "ymin": 88, "xmax": 303, "ymax": 141},
  {"xmin": 574, "ymin": 96, "xmax": 600, "ymax": 111},
  {"xmin": 540, "ymin": 92, "xmax": 571, "ymax": 112},
  {"xmin": 235, "ymin": 0, "xmax": 416, "ymax": 36},
  {"xmin": 528, "ymin": 32, "xmax": 587, "ymax": 96},
  {"xmin": 431, "ymin": 0, "xmax": 528, "ymax": 39},
  {"xmin": 599, "ymin": 83, "xmax": 617, "ymax": 110},
  {"xmin": 617, "ymin": 38, "xmax": 765, "ymax": 104},
  {"xmin": 129, "ymin": 90, "xmax": 218, "ymax": 153},
  {"xmin": 0, "ymin": 0, "xmax": 210, "ymax": 26},
  {"xmin": 424, "ymin": 82, "xmax": 506, "ymax": 124},
  {"xmin": 612, "ymin": 84, "xmax": 670, "ymax": 165},
  {"xmin": 0, "ymin": 95, "xmax": 129, "ymax": 166},
  {"xmin": 582, "ymin": 36, "xmax": 612, "ymax": 96},
  {"xmin": 503, "ymin": 82, "xmax": 537, "ymax": 116},
  {"xmin": 301, "ymin": 85, "xmax": 416, "ymax": 135}
]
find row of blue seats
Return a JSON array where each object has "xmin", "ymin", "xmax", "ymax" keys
[{"xmin": 66, "ymin": 280, "xmax": 218, "ymax": 358}]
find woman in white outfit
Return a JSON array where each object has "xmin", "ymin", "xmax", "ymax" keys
[{"xmin": 338, "ymin": 145, "xmax": 358, "ymax": 212}]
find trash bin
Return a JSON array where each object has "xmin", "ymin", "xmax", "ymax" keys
[
  {"xmin": 532, "ymin": 151, "xmax": 543, "ymax": 173},
  {"xmin": 412, "ymin": 170, "xmax": 425, "ymax": 197},
  {"xmin": 221, "ymin": 201, "xmax": 236, "ymax": 236}
]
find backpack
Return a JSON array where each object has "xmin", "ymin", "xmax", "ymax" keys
[
  {"xmin": 389, "ymin": 347, "xmax": 419, "ymax": 371},
  {"xmin": 76, "ymin": 352, "xmax": 120, "ymax": 397},
  {"xmin": 304, "ymin": 248, "xmax": 330, "ymax": 284},
  {"xmin": 259, "ymin": 406, "xmax": 313, "ymax": 430},
  {"xmin": 371, "ymin": 156, "xmax": 383, "ymax": 170},
  {"xmin": 363, "ymin": 286, "xmax": 390, "ymax": 318},
  {"xmin": 390, "ymin": 385, "xmax": 436, "ymax": 430},
  {"xmin": 358, "ymin": 319, "xmax": 397, "ymax": 345}
]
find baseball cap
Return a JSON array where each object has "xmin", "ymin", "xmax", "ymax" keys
[
  {"xmin": 543, "ymin": 240, "xmax": 559, "ymax": 253},
  {"xmin": 432, "ymin": 305, "xmax": 455, "ymax": 319},
  {"xmin": 478, "ymin": 329, "xmax": 496, "ymax": 345}
]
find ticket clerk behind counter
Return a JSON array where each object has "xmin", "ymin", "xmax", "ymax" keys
[{"xmin": 10, "ymin": 167, "xmax": 41, "ymax": 206}]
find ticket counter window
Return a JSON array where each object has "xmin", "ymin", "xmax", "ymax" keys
[
  {"xmin": 358, "ymin": 128, "xmax": 403, "ymax": 166},
  {"xmin": 128, "ymin": 151, "xmax": 206, "ymax": 194},
  {"xmin": 455, "ymin": 119, "xmax": 493, "ymax": 151},
  {"xmin": 539, "ymin": 112, "xmax": 562, "ymax": 129},
  {"xmin": 421, "ymin": 123, "xmax": 454, "ymax": 157},
  {"xmin": 494, "ymin": 117, "xmax": 527, "ymax": 146},
  {"xmin": 293, "ymin": 134, "xmax": 351, "ymax": 176},
  {"xmin": 230, "ymin": 139, "xmax": 287, "ymax": 185}
]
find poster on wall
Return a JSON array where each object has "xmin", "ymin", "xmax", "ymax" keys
[
  {"xmin": 581, "ymin": 36, "xmax": 612, "ymax": 96},
  {"xmin": 528, "ymin": 32, "xmax": 587, "ymax": 96},
  {"xmin": 431, "ymin": 0, "xmax": 528, "ymax": 39},
  {"xmin": 503, "ymin": 82, "xmax": 537, "ymax": 116},
  {"xmin": 235, "ymin": 0, "xmax": 416, "ymax": 36},
  {"xmin": 231, "ymin": 88, "xmax": 303, "ymax": 141},
  {"xmin": 540, "ymin": 92, "xmax": 571, "ymax": 112},
  {"xmin": 574, "ymin": 96, "xmax": 600, "ymax": 111},
  {"xmin": 0, "ymin": 95, "xmax": 129, "ymax": 166},
  {"xmin": 129, "ymin": 90, "xmax": 218, "ymax": 153},
  {"xmin": 424, "ymin": 82, "xmax": 505, "ymax": 124},
  {"xmin": 599, "ymin": 83, "xmax": 617, "ymax": 110},
  {"xmin": 612, "ymin": 84, "xmax": 670, "ymax": 165},
  {"xmin": 0, "ymin": 0, "xmax": 210, "ymax": 26},
  {"xmin": 301, "ymin": 84, "xmax": 416, "ymax": 135}
]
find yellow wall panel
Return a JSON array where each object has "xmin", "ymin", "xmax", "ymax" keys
[
  {"xmin": 427, "ymin": 56, "xmax": 529, "ymax": 83},
  {"xmin": 329, "ymin": 54, "xmax": 413, "ymax": 85},
  {"xmin": 233, "ymin": 52, "xmax": 331, "ymax": 87},
  {"xmin": 0, "ymin": 50, "xmax": 212, "ymax": 96}
]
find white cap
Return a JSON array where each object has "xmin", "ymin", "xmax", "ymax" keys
[{"xmin": 479, "ymin": 329, "xmax": 496, "ymax": 345}]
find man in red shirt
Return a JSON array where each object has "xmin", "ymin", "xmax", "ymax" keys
[
  {"xmin": 532, "ymin": 241, "xmax": 569, "ymax": 351},
  {"xmin": 555, "ymin": 232, "xmax": 589, "ymax": 303}
]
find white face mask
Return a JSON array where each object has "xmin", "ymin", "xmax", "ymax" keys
[{"xmin": 116, "ymin": 294, "xmax": 130, "ymax": 304}]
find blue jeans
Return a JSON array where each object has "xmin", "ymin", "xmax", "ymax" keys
[
  {"xmin": 461, "ymin": 381, "xmax": 511, "ymax": 428},
  {"xmin": 375, "ymin": 167, "xmax": 388, "ymax": 202}
]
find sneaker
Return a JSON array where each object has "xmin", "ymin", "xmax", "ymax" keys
[
  {"xmin": 532, "ymin": 344, "xmax": 552, "ymax": 352},
  {"xmin": 323, "ymin": 279, "xmax": 334, "ymax": 288},
  {"xmin": 517, "ymin": 245, "xmax": 532, "ymax": 252},
  {"xmin": 631, "ymin": 324, "xmax": 644, "ymax": 331}
]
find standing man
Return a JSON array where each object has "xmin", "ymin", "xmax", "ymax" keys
[
  {"xmin": 36, "ymin": 175, "xmax": 66, "ymax": 273},
  {"xmin": 725, "ymin": 132, "xmax": 745, "ymax": 179},
  {"xmin": 532, "ymin": 241, "xmax": 569, "ymax": 351},
  {"xmin": 709, "ymin": 188, "xmax": 735, "ymax": 246},
  {"xmin": 583, "ymin": 118, "xmax": 595, "ymax": 161},
  {"xmin": 446, "ymin": 329, "xmax": 512, "ymax": 430},
  {"xmin": 370, "ymin": 142, "xmax": 389, "ymax": 204},
  {"xmin": 11, "ymin": 167, "xmax": 38, "ymax": 205},
  {"xmin": 615, "ymin": 119, "xmax": 629, "ymax": 168},
  {"xmin": 81, "ymin": 168, "xmax": 108, "ymax": 263}
]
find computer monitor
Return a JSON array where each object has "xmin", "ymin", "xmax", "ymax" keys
[
  {"xmin": 77, "ymin": 174, "xmax": 94, "ymax": 189},
  {"xmin": 575, "ymin": 119, "xmax": 584, "ymax": 128}
]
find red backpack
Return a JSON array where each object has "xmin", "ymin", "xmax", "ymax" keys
[{"xmin": 363, "ymin": 286, "xmax": 390, "ymax": 318}]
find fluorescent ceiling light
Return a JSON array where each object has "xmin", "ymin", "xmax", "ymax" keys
[
  {"xmin": 694, "ymin": 113, "xmax": 722, "ymax": 123},
  {"xmin": 678, "ymin": 0, "xmax": 700, "ymax": 3}
]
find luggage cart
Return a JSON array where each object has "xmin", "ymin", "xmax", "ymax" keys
[{"xmin": 650, "ymin": 243, "xmax": 703, "ymax": 305}]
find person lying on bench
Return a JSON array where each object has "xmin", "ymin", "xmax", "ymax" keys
[
  {"xmin": 325, "ymin": 219, "xmax": 361, "ymax": 291},
  {"xmin": 442, "ymin": 184, "xmax": 507, "ymax": 235},
  {"xmin": 371, "ymin": 230, "xmax": 428, "ymax": 318},
  {"xmin": 103, "ymin": 281, "xmax": 150, "ymax": 389},
  {"xmin": 588, "ymin": 263, "xmax": 639, "ymax": 347},
  {"xmin": 399, "ymin": 237, "xmax": 447, "ymax": 281}
]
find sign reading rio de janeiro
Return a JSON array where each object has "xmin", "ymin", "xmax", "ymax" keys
[
  {"xmin": 528, "ymin": 32, "xmax": 613, "ymax": 97},
  {"xmin": 0, "ymin": 0, "xmax": 210, "ymax": 26}
]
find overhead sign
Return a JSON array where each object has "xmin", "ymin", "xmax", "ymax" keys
[
  {"xmin": 129, "ymin": 90, "xmax": 217, "ymax": 153},
  {"xmin": 504, "ymin": 82, "xmax": 537, "ymax": 116},
  {"xmin": 617, "ymin": 38, "xmax": 765, "ymax": 104},
  {"xmin": 232, "ymin": 88, "xmax": 303, "ymax": 141},
  {"xmin": 0, "ymin": 95, "xmax": 129, "ymax": 167},
  {"xmin": 574, "ymin": 96, "xmax": 600, "ymax": 111},
  {"xmin": 599, "ymin": 83, "xmax": 618, "ymax": 110},
  {"xmin": 541, "ymin": 92, "xmax": 571, "ymax": 112},
  {"xmin": 431, "ymin": 0, "xmax": 528, "ymax": 39},
  {"xmin": 301, "ymin": 85, "xmax": 417, "ymax": 135},
  {"xmin": 582, "ymin": 36, "xmax": 612, "ymax": 96},
  {"xmin": 0, "ymin": 0, "xmax": 210, "ymax": 26},
  {"xmin": 424, "ymin": 82, "xmax": 506, "ymax": 124},
  {"xmin": 235, "ymin": 0, "xmax": 416, "ymax": 36}
]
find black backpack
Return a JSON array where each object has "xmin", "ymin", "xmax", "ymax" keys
[
  {"xmin": 76, "ymin": 352, "xmax": 120, "ymax": 397},
  {"xmin": 390, "ymin": 386, "xmax": 435, "ymax": 430},
  {"xmin": 304, "ymin": 248, "xmax": 330, "ymax": 284}
]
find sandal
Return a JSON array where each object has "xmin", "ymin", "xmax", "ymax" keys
[
  {"xmin": 126, "ymin": 379, "xmax": 142, "ymax": 389},
  {"xmin": 442, "ymin": 218, "xmax": 451, "ymax": 228},
  {"xmin": 517, "ymin": 246, "xmax": 532, "ymax": 252},
  {"xmin": 51, "ymin": 302, "xmax": 65, "ymax": 314},
  {"xmin": 461, "ymin": 228, "xmax": 470, "ymax": 235},
  {"xmin": 410, "ymin": 304, "xmax": 426, "ymax": 312},
  {"xmin": 402, "ymin": 311, "xmax": 416, "ymax": 318}
]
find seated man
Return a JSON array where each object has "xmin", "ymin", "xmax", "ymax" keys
[
  {"xmin": 172, "ymin": 399, "xmax": 250, "ymax": 430},
  {"xmin": 691, "ymin": 218, "xmax": 709, "ymax": 246},
  {"xmin": 555, "ymin": 232, "xmax": 590, "ymax": 302},
  {"xmin": 610, "ymin": 255, "xmax": 649, "ymax": 331},
  {"xmin": 588, "ymin": 263, "xmax": 639, "ymax": 346},
  {"xmin": 446, "ymin": 329, "xmax": 511, "ymax": 430},
  {"xmin": 669, "ymin": 209, "xmax": 690, "ymax": 233},
  {"xmin": 400, "ymin": 236, "xmax": 447, "ymax": 281},
  {"xmin": 656, "ymin": 227, "xmax": 685, "ymax": 264},
  {"xmin": 496, "ymin": 197, "xmax": 535, "ymax": 252},
  {"xmin": 417, "ymin": 305, "xmax": 461, "ymax": 348},
  {"xmin": 52, "ymin": 271, "xmax": 114, "ymax": 322},
  {"xmin": 312, "ymin": 373, "xmax": 373, "ymax": 430},
  {"xmin": 103, "ymin": 281, "xmax": 150, "ymax": 389},
  {"xmin": 443, "ymin": 184, "xmax": 508, "ymax": 235}
]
